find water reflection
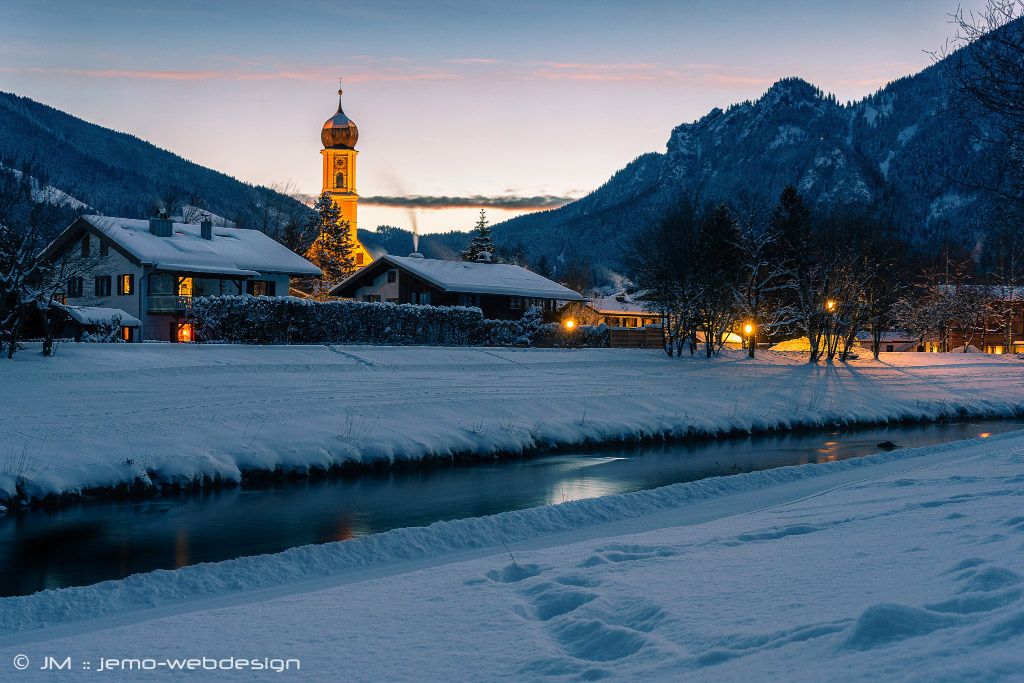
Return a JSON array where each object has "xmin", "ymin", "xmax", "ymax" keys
[{"xmin": 2, "ymin": 419, "xmax": 1022, "ymax": 597}]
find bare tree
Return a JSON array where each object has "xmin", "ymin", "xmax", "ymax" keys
[
  {"xmin": 692, "ymin": 204, "xmax": 741, "ymax": 357},
  {"xmin": 631, "ymin": 202, "xmax": 699, "ymax": 357},
  {"xmin": 732, "ymin": 200, "xmax": 788, "ymax": 357},
  {"xmin": 859, "ymin": 232, "xmax": 912, "ymax": 360}
]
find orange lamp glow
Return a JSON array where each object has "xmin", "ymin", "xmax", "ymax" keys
[
  {"xmin": 563, "ymin": 319, "xmax": 576, "ymax": 330},
  {"xmin": 825, "ymin": 299, "xmax": 837, "ymax": 312},
  {"xmin": 744, "ymin": 323, "xmax": 753, "ymax": 335},
  {"xmin": 177, "ymin": 323, "xmax": 194, "ymax": 343}
]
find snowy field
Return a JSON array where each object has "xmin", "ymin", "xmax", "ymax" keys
[
  {"xmin": 0, "ymin": 430, "xmax": 1021, "ymax": 680},
  {"xmin": 4, "ymin": 343, "xmax": 1024, "ymax": 505}
]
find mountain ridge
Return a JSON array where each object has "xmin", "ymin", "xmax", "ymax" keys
[{"xmin": 491, "ymin": 46, "xmax": 1010, "ymax": 282}]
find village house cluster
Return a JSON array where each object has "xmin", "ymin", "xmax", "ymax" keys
[{"xmin": 41, "ymin": 85, "xmax": 1024, "ymax": 354}]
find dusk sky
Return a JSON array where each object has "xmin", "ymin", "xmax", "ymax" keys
[{"xmin": 0, "ymin": 0, "xmax": 986, "ymax": 233}]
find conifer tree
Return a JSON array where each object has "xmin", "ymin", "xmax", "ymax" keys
[
  {"xmin": 306, "ymin": 191, "xmax": 356, "ymax": 299},
  {"xmin": 461, "ymin": 209, "xmax": 495, "ymax": 262}
]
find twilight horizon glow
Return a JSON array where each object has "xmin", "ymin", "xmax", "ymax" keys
[{"xmin": 0, "ymin": 0, "xmax": 988, "ymax": 233}]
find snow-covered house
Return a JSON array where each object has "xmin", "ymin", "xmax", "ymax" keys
[
  {"xmin": 581, "ymin": 293, "xmax": 662, "ymax": 328},
  {"xmin": 330, "ymin": 254, "xmax": 584, "ymax": 319},
  {"xmin": 43, "ymin": 215, "xmax": 322, "ymax": 341},
  {"xmin": 854, "ymin": 331, "xmax": 920, "ymax": 353}
]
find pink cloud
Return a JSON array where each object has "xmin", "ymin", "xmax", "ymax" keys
[
  {"xmin": 446, "ymin": 57, "xmax": 506, "ymax": 65},
  {"xmin": 5, "ymin": 64, "xmax": 459, "ymax": 83}
]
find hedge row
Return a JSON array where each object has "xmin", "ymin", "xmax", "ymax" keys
[{"xmin": 186, "ymin": 295, "xmax": 610, "ymax": 348}]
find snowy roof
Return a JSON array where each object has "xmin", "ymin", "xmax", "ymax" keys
[
  {"xmin": 338, "ymin": 255, "xmax": 584, "ymax": 300},
  {"xmin": 62, "ymin": 306, "xmax": 141, "ymax": 327},
  {"xmin": 75, "ymin": 216, "xmax": 322, "ymax": 277},
  {"xmin": 589, "ymin": 295, "xmax": 654, "ymax": 315}
]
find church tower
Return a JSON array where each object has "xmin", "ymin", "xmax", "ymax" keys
[{"xmin": 320, "ymin": 81, "xmax": 371, "ymax": 267}]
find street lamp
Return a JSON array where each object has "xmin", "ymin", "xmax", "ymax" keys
[
  {"xmin": 744, "ymin": 322, "xmax": 755, "ymax": 358},
  {"xmin": 563, "ymin": 319, "xmax": 576, "ymax": 330},
  {"xmin": 825, "ymin": 299, "xmax": 837, "ymax": 312}
]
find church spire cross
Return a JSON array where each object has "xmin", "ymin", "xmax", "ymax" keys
[{"xmin": 337, "ymin": 76, "xmax": 344, "ymax": 112}]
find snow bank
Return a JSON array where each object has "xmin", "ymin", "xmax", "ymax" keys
[
  {"xmin": 3, "ymin": 344, "xmax": 1024, "ymax": 505},
  {"xmin": 0, "ymin": 433, "xmax": 1002, "ymax": 635},
  {"xmin": 2, "ymin": 427, "xmax": 1022, "ymax": 680}
]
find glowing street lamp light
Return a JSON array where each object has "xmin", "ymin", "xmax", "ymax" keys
[
  {"xmin": 563, "ymin": 319, "xmax": 576, "ymax": 330},
  {"xmin": 744, "ymin": 322, "xmax": 755, "ymax": 358},
  {"xmin": 825, "ymin": 299, "xmax": 837, "ymax": 312}
]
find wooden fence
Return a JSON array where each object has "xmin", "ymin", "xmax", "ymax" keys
[{"xmin": 609, "ymin": 325, "xmax": 664, "ymax": 349}]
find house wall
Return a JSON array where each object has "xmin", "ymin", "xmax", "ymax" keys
[
  {"xmin": 59, "ymin": 231, "xmax": 144, "ymax": 323},
  {"xmin": 266, "ymin": 274, "xmax": 291, "ymax": 297},
  {"xmin": 352, "ymin": 268, "xmax": 400, "ymax": 302}
]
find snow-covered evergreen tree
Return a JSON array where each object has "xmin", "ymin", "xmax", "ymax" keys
[
  {"xmin": 305, "ymin": 191, "xmax": 356, "ymax": 300},
  {"xmin": 461, "ymin": 209, "xmax": 495, "ymax": 262}
]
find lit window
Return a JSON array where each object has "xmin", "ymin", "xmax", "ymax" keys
[
  {"xmin": 122, "ymin": 326, "xmax": 132, "ymax": 342},
  {"xmin": 176, "ymin": 323, "xmax": 193, "ymax": 343},
  {"xmin": 356, "ymin": 252, "xmax": 364, "ymax": 265},
  {"xmin": 118, "ymin": 274, "xmax": 134, "ymax": 296},
  {"xmin": 177, "ymin": 277, "xmax": 193, "ymax": 297}
]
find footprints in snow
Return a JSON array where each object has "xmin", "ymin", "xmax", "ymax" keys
[
  {"xmin": 839, "ymin": 558, "xmax": 1023, "ymax": 652},
  {"xmin": 577, "ymin": 543, "xmax": 676, "ymax": 568},
  {"xmin": 477, "ymin": 543, "xmax": 677, "ymax": 676}
]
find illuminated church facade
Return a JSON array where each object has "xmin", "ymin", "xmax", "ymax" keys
[{"xmin": 320, "ymin": 84, "xmax": 372, "ymax": 268}]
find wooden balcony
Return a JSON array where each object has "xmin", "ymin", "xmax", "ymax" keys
[{"xmin": 148, "ymin": 295, "xmax": 192, "ymax": 313}]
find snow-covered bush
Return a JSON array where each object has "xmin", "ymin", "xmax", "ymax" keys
[
  {"xmin": 571, "ymin": 323, "xmax": 611, "ymax": 348},
  {"xmin": 514, "ymin": 306, "xmax": 549, "ymax": 345},
  {"xmin": 80, "ymin": 315, "xmax": 128, "ymax": 343},
  {"xmin": 471, "ymin": 319, "xmax": 520, "ymax": 346},
  {"xmin": 188, "ymin": 296, "xmax": 486, "ymax": 346}
]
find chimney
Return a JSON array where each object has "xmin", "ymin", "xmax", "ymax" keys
[
  {"xmin": 200, "ymin": 219, "xmax": 213, "ymax": 240},
  {"xmin": 149, "ymin": 216, "xmax": 172, "ymax": 237}
]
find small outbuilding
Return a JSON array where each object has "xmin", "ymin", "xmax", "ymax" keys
[{"xmin": 59, "ymin": 305, "xmax": 142, "ymax": 342}]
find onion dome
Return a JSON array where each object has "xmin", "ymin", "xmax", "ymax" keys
[{"xmin": 321, "ymin": 85, "xmax": 359, "ymax": 149}]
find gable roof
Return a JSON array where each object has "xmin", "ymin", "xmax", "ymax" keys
[
  {"xmin": 333, "ymin": 255, "xmax": 584, "ymax": 300},
  {"xmin": 52, "ymin": 216, "xmax": 322, "ymax": 277},
  {"xmin": 589, "ymin": 295, "xmax": 654, "ymax": 315}
]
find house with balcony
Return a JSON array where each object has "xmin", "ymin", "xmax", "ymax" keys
[{"xmin": 43, "ymin": 215, "xmax": 322, "ymax": 341}]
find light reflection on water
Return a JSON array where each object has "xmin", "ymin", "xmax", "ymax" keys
[{"xmin": 1, "ymin": 419, "xmax": 1023, "ymax": 597}]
